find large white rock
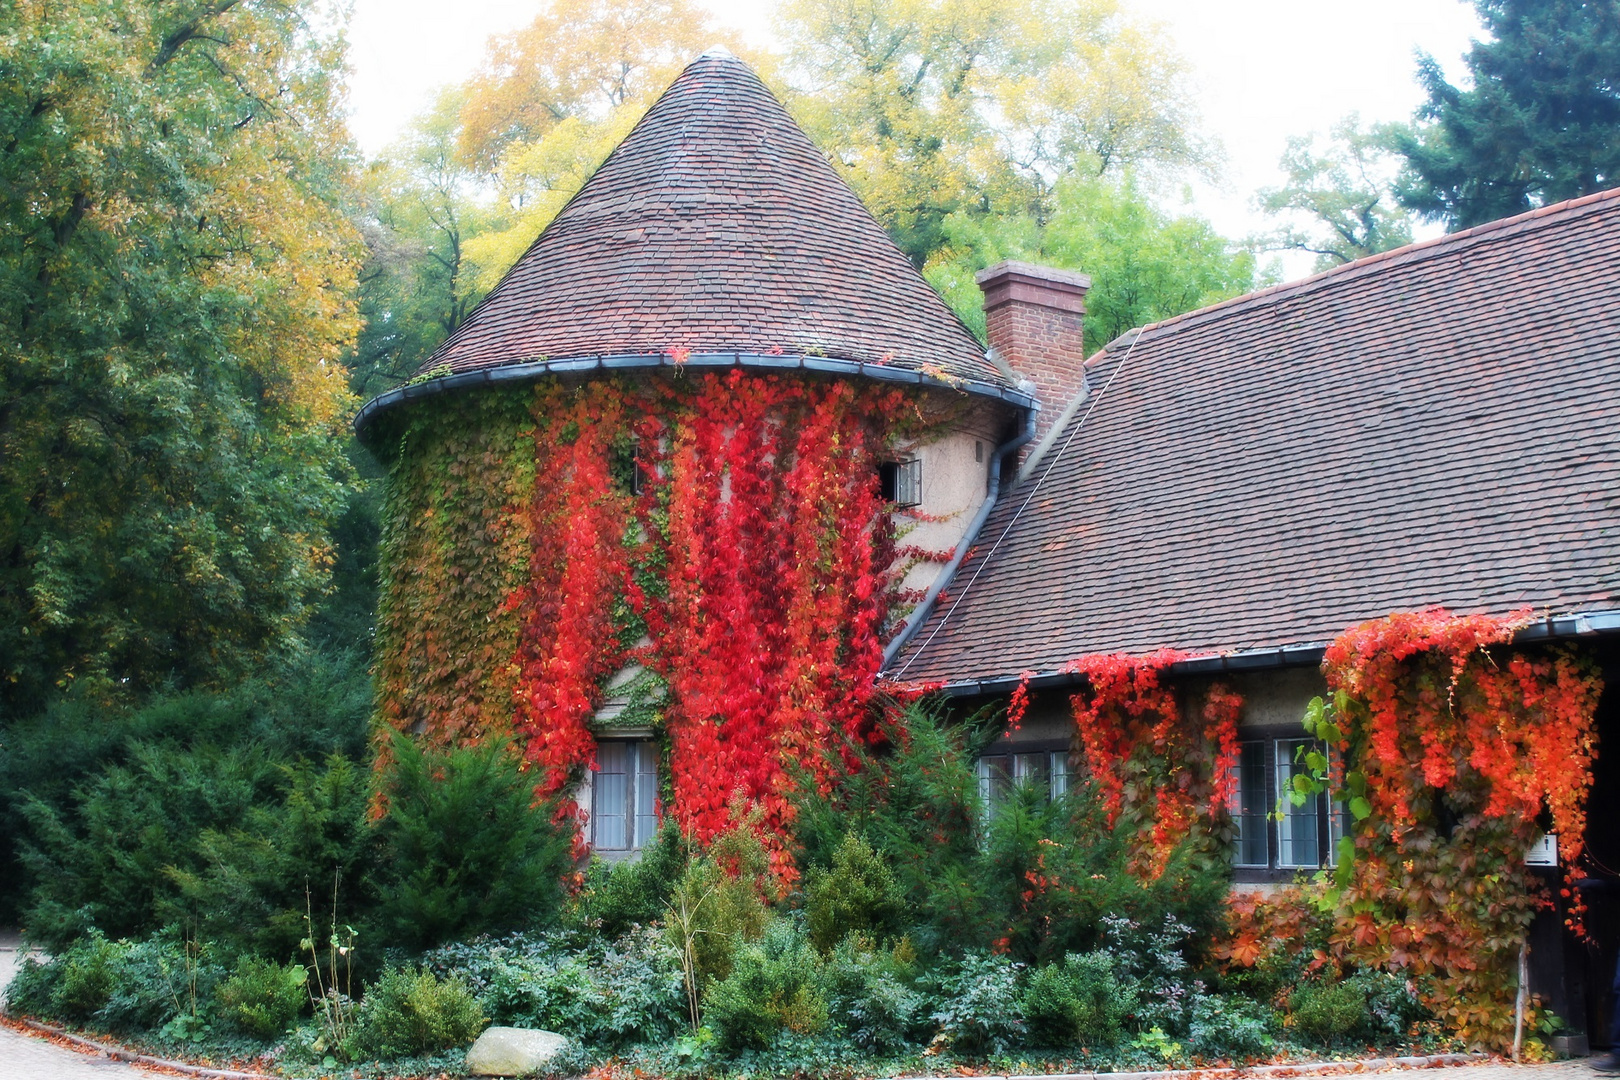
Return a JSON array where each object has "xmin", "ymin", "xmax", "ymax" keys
[{"xmin": 465, "ymin": 1026, "xmax": 572, "ymax": 1077}]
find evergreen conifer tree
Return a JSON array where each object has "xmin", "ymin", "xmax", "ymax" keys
[{"xmin": 1394, "ymin": 0, "xmax": 1620, "ymax": 228}]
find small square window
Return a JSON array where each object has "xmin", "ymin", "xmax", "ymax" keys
[
  {"xmin": 610, "ymin": 439, "xmax": 644, "ymax": 496},
  {"xmin": 879, "ymin": 458, "xmax": 922, "ymax": 508}
]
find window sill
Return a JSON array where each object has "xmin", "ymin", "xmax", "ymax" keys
[{"xmin": 1232, "ymin": 866, "xmax": 1325, "ymax": 885}]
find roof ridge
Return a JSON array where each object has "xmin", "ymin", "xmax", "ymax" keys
[{"xmin": 1090, "ymin": 185, "xmax": 1620, "ymax": 363}]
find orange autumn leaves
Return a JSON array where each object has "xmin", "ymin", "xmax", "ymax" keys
[{"xmin": 1065, "ymin": 651, "xmax": 1242, "ymax": 880}]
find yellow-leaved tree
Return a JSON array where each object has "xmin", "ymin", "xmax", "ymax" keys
[
  {"xmin": 454, "ymin": 0, "xmax": 753, "ymax": 290},
  {"xmin": 777, "ymin": 0, "xmax": 1211, "ymax": 263}
]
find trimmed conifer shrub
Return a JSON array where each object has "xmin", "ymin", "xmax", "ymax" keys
[{"xmin": 372, "ymin": 735, "xmax": 575, "ymax": 950}]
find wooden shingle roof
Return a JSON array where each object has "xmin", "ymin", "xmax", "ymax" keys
[
  {"xmin": 894, "ymin": 189, "xmax": 1620, "ymax": 685},
  {"xmin": 406, "ymin": 49, "xmax": 1000, "ymax": 387}
]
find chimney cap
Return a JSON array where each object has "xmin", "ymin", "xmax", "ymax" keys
[{"xmin": 975, "ymin": 260, "xmax": 1092, "ymax": 291}]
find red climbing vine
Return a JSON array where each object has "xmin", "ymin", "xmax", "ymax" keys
[
  {"xmin": 1305, "ymin": 607, "xmax": 1603, "ymax": 1049},
  {"xmin": 628, "ymin": 370, "xmax": 918, "ymax": 877},
  {"xmin": 1064, "ymin": 650, "xmax": 1242, "ymax": 880},
  {"xmin": 505, "ymin": 385, "xmax": 636, "ymax": 818}
]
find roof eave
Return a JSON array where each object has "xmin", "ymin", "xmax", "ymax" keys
[
  {"xmin": 352, "ymin": 351, "xmax": 1035, "ymax": 442},
  {"xmin": 924, "ymin": 609, "xmax": 1620, "ymax": 698}
]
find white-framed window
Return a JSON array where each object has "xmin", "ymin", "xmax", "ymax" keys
[
  {"xmin": 977, "ymin": 747, "xmax": 1075, "ymax": 814},
  {"xmin": 591, "ymin": 740, "xmax": 659, "ymax": 852},
  {"xmin": 879, "ymin": 458, "xmax": 922, "ymax": 509},
  {"xmin": 1230, "ymin": 730, "xmax": 1345, "ymax": 878}
]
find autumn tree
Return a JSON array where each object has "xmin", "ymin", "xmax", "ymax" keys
[
  {"xmin": 457, "ymin": 0, "xmax": 730, "ymax": 173},
  {"xmin": 353, "ymin": 89, "xmax": 493, "ymax": 400},
  {"xmin": 446, "ymin": 0, "xmax": 743, "ymax": 290},
  {"xmin": 1393, "ymin": 0, "xmax": 1620, "ymax": 229},
  {"xmin": 0, "ymin": 1, "xmax": 363, "ymax": 714},
  {"xmin": 925, "ymin": 175, "xmax": 1264, "ymax": 355},
  {"xmin": 1256, "ymin": 116, "xmax": 1415, "ymax": 270},
  {"xmin": 777, "ymin": 0, "xmax": 1208, "ymax": 263}
]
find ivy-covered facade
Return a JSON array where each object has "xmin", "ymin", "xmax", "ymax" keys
[{"xmin": 358, "ymin": 50, "xmax": 1620, "ymax": 1053}]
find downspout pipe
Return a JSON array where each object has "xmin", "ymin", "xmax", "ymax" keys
[{"xmin": 880, "ymin": 399, "xmax": 1039, "ymax": 673}]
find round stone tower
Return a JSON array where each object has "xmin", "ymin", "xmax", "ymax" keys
[{"xmin": 356, "ymin": 49, "xmax": 1034, "ymax": 861}]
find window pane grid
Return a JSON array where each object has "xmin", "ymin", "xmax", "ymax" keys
[
  {"xmin": 1233, "ymin": 740, "xmax": 1269, "ymax": 867},
  {"xmin": 1275, "ymin": 739, "xmax": 1320, "ymax": 868},
  {"xmin": 593, "ymin": 740, "xmax": 659, "ymax": 852}
]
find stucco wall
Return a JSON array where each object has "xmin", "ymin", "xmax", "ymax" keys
[{"xmin": 892, "ymin": 398, "xmax": 1011, "ymax": 599}]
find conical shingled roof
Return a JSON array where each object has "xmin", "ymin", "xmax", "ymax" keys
[{"xmin": 409, "ymin": 50, "xmax": 1000, "ymax": 386}]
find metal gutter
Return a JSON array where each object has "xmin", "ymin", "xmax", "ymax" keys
[
  {"xmin": 927, "ymin": 609, "xmax": 1620, "ymax": 698},
  {"xmin": 352, "ymin": 351, "xmax": 1038, "ymax": 442},
  {"xmin": 879, "ymin": 399, "xmax": 1040, "ymax": 672}
]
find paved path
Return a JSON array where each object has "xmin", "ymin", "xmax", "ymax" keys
[{"xmin": 0, "ymin": 935, "xmax": 162, "ymax": 1078}]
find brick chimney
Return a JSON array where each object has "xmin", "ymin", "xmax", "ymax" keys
[{"xmin": 976, "ymin": 261, "xmax": 1090, "ymax": 447}]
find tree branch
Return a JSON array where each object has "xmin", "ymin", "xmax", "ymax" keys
[{"xmin": 151, "ymin": 1, "xmax": 242, "ymax": 70}]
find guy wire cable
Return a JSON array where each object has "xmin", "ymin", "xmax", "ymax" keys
[{"xmin": 893, "ymin": 323, "xmax": 1152, "ymax": 678}]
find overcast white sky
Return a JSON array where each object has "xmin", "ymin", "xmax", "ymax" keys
[{"xmin": 346, "ymin": 0, "xmax": 1485, "ymax": 279}]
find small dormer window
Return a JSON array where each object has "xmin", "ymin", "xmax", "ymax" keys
[{"xmin": 879, "ymin": 458, "xmax": 921, "ymax": 509}]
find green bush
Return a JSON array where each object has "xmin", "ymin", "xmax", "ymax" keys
[
  {"xmin": 4, "ymin": 955, "xmax": 54, "ymax": 1016},
  {"xmin": 424, "ymin": 926, "xmax": 686, "ymax": 1050},
  {"xmin": 1, "ymin": 653, "xmax": 370, "ymax": 942},
  {"xmin": 42, "ymin": 931, "xmax": 125, "ymax": 1021},
  {"xmin": 928, "ymin": 950, "xmax": 1026, "ymax": 1055},
  {"xmin": 804, "ymin": 834, "xmax": 903, "ymax": 952},
  {"xmin": 1102, "ymin": 912, "xmax": 1209, "ymax": 1037},
  {"xmin": 1188, "ymin": 993, "xmax": 1274, "ymax": 1061},
  {"xmin": 346, "ymin": 967, "xmax": 487, "ymax": 1060},
  {"xmin": 372, "ymin": 734, "xmax": 575, "ymax": 950},
  {"xmin": 170, "ymin": 753, "xmax": 375, "ymax": 959},
  {"xmin": 822, "ymin": 935, "xmax": 927, "ymax": 1054},
  {"xmin": 1290, "ymin": 977, "xmax": 1365, "ymax": 1040},
  {"xmin": 577, "ymin": 821, "xmax": 689, "ymax": 936},
  {"xmin": 99, "ymin": 933, "xmax": 222, "ymax": 1036},
  {"xmin": 703, "ymin": 919, "xmax": 828, "ymax": 1052},
  {"xmin": 1023, "ymin": 951, "xmax": 1129, "ymax": 1047},
  {"xmin": 5, "ymin": 930, "xmax": 222, "ymax": 1035},
  {"xmin": 216, "ymin": 956, "xmax": 307, "ymax": 1039},
  {"xmin": 792, "ymin": 704, "xmax": 1228, "ymax": 965},
  {"xmin": 1354, "ymin": 969, "xmax": 1428, "ymax": 1041},
  {"xmin": 665, "ymin": 827, "xmax": 770, "ymax": 990}
]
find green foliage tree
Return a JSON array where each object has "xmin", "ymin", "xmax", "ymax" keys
[
  {"xmin": 352, "ymin": 89, "xmax": 492, "ymax": 400},
  {"xmin": 778, "ymin": 0, "xmax": 1209, "ymax": 263},
  {"xmin": 1393, "ymin": 0, "xmax": 1620, "ymax": 228},
  {"xmin": 0, "ymin": 0, "xmax": 364, "ymax": 715},
  {"xmin": 1256, "ymin": 116, "xmax": 1415, "ymax": 270},
  {"xmin": 3, "ymin": 655, "xmax": 372, "ymax": 945},
  {"xmin": 371, "ymin": 734, "xmax": 576, "ymax": 950},
  {"xmin": 925, "ymin": 175, "xmax": 1263, "ymax": 354},
  {"xmin": 794, "ymin": 703, "xmax": 1228, "ymax": 965}
]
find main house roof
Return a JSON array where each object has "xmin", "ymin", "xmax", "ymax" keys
[
  {"xmin": 385, "ymin": 49, "xmax": 1004, "ymax": 395},
  {"xmin": 893, "ymin": 188, "xmax": 1620, "ymax": 687}
]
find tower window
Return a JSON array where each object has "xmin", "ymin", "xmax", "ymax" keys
[
  {"xmin": 879, "ymin": 458, "xmax": 922, "ymax": 509},
  {"xmin": 610, "ymin": 438, "xmax": 644, "ymax": 496},
  {"xmin": 591, "ymin": 740, "xmax": 659, "ymax": 852}
]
